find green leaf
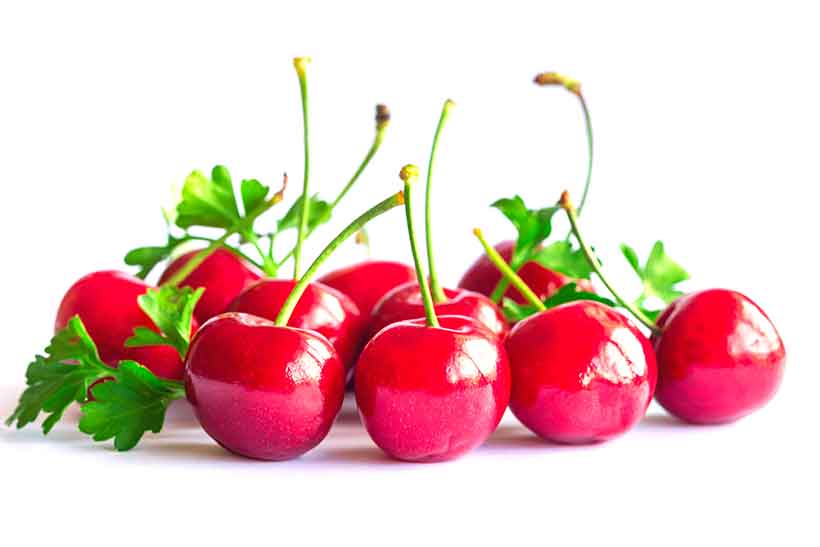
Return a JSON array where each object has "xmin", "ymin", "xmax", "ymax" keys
[
  {"xmin": 124, "ymin": 234, "xmax": 183, "ymax": 279},
  {"xmin": 125, "ymin": 285, "xmax": 203, "ymax": 359},
  {"xmin": 5, "ymin": 317, "xmax": 112, "ymax": 433},
  {"xmin": 501, "ymin": 283, "xmax": 616, "ymax": 322},
  {"xmin": 532, "ymin": 240, "xmax": 594, "ymax": 279},
  {"xmin": 277, "ymin": 194, "xmax": 332, "ymax": 233},
  {"xmin": 622, "ymin": 240, "xmax": 689, "ymax": 317},
  {"xmin": 79, "ymin": 361, "xmax": 183, "ymax": 451},
  {"xmin": 175, "ymin": 166, "xmax": 241, "ymax": 229},
  {"xmin": 491, "ymin": 195, "xmax": 558, "ymax": 267},
  {"xmin": 240, "ymin": 178, "xmax": 270, "ymax": 216}
]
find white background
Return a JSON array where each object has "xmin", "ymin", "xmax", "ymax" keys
[{"xmin": 1, "ymin": 1, "xmax": 818, "ymax": 545}]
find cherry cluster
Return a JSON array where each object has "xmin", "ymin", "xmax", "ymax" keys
[{"xmin": 7, "ymin": 59, "xmax": 786, "ymax": 462}]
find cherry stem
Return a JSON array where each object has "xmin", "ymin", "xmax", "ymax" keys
[
  {"xmin": 534, "ymin": 72, "xmax": 594, "ymax": 216},
  {"xmin": 473, "ymin": 228, "xmax": 546, "ymax": 311},
  {"xmin": 274, "ymin": 190, "xmax": 404, "ymax": 327},
  {"xmin": 276, "ymin": 105, "xmax": 390, "ymax": 268},
  {"xmin": 293, "ymin": 56, "xmax": 312, "ymax": 280},
  {"xmin": 161, "ymin": 180, "xmax": 287, "ymax": 288},
  {"xmin": 558, "ymin": 191, "xmax": 658, "ymax": 332},
  {"xmin": 425, "ymin": 99, "xmax": 454, "ymax": 304},
  {"xmin": 401, "ymin": 165, "xmax": 440, "ymax": 328}
]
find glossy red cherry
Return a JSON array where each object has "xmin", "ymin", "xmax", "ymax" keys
[
  {"xmin": 459, "ymin": 240, "xmax": 594, "ymax": 305},
  {"xmin": 505, "ymin": 300, "xmax": 657, "ymax": 444},
  {"xmin": 355, "ymin": 315, "xmax": 511, "ymax": 462},
  {"xmin": 158, "ymin": 248, "xmax": 263, "ymax": 323},
  {"xmin": 369, "ymin": 282, "xmax": 508, "ymax": 339},
  {"xmin": 55, "ymin": 270, "xmax": 196, "ymax": 380},
  {"xmin": 652, "ymin": 289, "xmax": 785, "ymax": 424},
  {"xmin": 228, "ymin": 279, "xmax": 364, "ymax": 370},
  {"xmin": 185, "ymin": 312, "xmax": 345, "ymax": 460},
  {"xmin": 318, "ymin": 260, "xmax": 416, "ymax": 317}
]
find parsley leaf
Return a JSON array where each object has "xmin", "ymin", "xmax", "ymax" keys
[
  {"xmin": 491, "ymin": 195, "xmax": 558, "ymax": 268},
  {"xmin": 175, "ymin": 165, "xmax": 241, "ymax": 230},
  {"xmin": 277, "ymin": 194, "xmax": 332, "ymax": 233},
  {"xmin": 531, "ymin": 240, "xmax": 594, "ymax": 279},
  {"xmin": 124, "ymin": 234, "xmax": 184, "ymax": 279},
  {"xmin": 79, "ymin": 361, "xmax": 184, "ymax": 451},
  {"xmin": 125, "ymin": 285, "xmax": 203, "ymax": 359},
  {"xmin": 240, "ymin": 178, "xmax": 270, "ymax": 217},
  {"xmin": 620, "ymin": 241, "xmax": 689, "ymax": 319},
  {"xmin": 501, "ymin": 282, "xmax": 615, "ymax": 322},
  {"xmin": 5, "ymin": 317, "xmax": 112, "ymax": 433}
]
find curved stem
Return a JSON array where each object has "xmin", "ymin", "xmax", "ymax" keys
[
  {"xmin": 293, "ymin": 57, "xmax": 311, "ymax": 279},
  {"xmin": 558, "ymin": 191, "xmax": 658, "ymax": 332},
  {"xmin": 425, "ymin": 100, "xmax": 454, "ymax": 303},
  {"xmin": 401, "ymin": 165, "xmax": 439, "ymax": 328},
  {"xmin": 575, "ymin": 94, "xmax": 594, "ymax": 216},
  {"xmin": 274, "ymin": 191, "xmax": 404, "ymax": 326},
  {"xmin": 276, "ymin": 105, "xmax": 389, "ymax": 268},
  {"xmin": 473, "ymin": 228, "xmax": 545, "ymax": 311},
  {"xmin": 241, "ymin": 229, "xmax": 277, "ymax": 276}
]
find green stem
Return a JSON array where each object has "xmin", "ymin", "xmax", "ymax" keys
[
  {"xmin": 559, "ymin": 191, "xmax": 658, "ymax": 332},
  {"xmin": 277, "ymin": 105, "xmax": 390, "ymax": 268},
  {"xmin": 400, "ymin": 165, "xmax": 439, "ymax": 328},
  {"xmin": 425, "ymin": 99, "xmax": 454, "ymax": 303},
  {"xmin": 274, "ymin": 191, "xmax": 404, "ymax": 326},
  {"xmin": 241, "ymin": 229, "xmax": 277, "ymax": 276},
  {"xmin": 474, "ymin": 228, "xmax": 545, "ymax": 311},
  {"xmin": 293, "ymin": 57, "xmax": 311, "ymax": 280},
  {"xmin": 575, "ymin": 94, "xmax": 594, "ymax": 216}
]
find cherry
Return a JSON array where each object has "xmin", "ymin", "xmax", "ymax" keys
[
  {"xmin": 158, "ymin": 247, "xmax": 263, "ymax": 323},
  {"xmin": 228, "ymin": 279, "xmax": 364, "ymax": 371},
  {"xmin": 652, "ymin": 289, "xmax": 786, "ymax": 424},
  {"xmin": 370, "ymin": 282, "xmax": 508, "ymax": 339},
  {"xmin": 185, "ymin": 312, "xmax": 345, "ymax": 460},
  {"xmin": 356, "ymin": 315, "xmax": 510, "ymax": 461},
  {"xmin": 355, "ymin": 164, "xmax": 510, "ymax": 462},
  {"xmin": 505, "ymin": 300, "xmax": 656, "ymax": 443},
  {"xmin": 318, "ymin": 260, "xmax": 416, "ymax": 317},
  {"xmin": 458, "ymin": 240, "xmax": 595, "ymax": 305},
  {"xmin": 55, "ymin": 270, "xmax": 197, "ymax": 380}
]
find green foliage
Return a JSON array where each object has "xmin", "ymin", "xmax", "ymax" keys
[
  {"xmin": 501, "ymin": 283, "xmax": 615, "ymax": 322},
  {"xmin": 491, "ymin": 195, "xmax": 558, "ymax": 268},
  {"xmin": 277, "ymin": 194, "xmax": 332, "ymax": 233},
  {"xmin": 125, "ymin": 285, "xmax": 203, "ymax": 358},
  {"xmin": 532, "ymin": 240, "xmax": 594, "ymax": 279},
  {"xmin": 620, "ymin": 241, "xmax": 689, "ymax": 320}
]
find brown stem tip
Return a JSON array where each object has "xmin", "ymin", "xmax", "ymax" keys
[
  {"xmin": 271, "ymin": 173, "xmax": 288, "ymax": 205},
  {"xmin": 558, "ymin": 190, "xmax": 574, "ymax": 211},
  {"xmin": 534, "ymin": 72, "xmax": 582, "ymax": 96},
  {"xmin": 375, "ymin": 104, "xmax": 391, "ymax": 130}
]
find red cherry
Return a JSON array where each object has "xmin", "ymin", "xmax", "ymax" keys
[
  {"xmin": 55, "ymin": 270, "xmax": 196, "ymax": 380},
  {"xmin": 459, "ymin": 240, "xmax": 594, "ymax": 305},
  {"xmin": 318, "ymin": 260, "xmax": 416, "ymax": 317},
  {"xmin": 228, "ymin": 279, "xmax": 364, "ymax": 370},
  {"xmin": 185, "ymin": 313, "xmax": 345, "ymax": 460},
  {"xmin": 652, "ymin": 289, "xmax": 785, "ymax": 424},
  {"xmin": 158, "ymin": 248, "xmax": 263, "ymax": 323},
  {"xmin": 355, "ymin": 315, "xmax": 511, "ymax": 462},
  {"xmin": 505, "ymin": 300, "xmax": 657, "ymax": 444},
  {"xmin": 369, "ymin": 282, "xmax": 508, "ymax": 339}
]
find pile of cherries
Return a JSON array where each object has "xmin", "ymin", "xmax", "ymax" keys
[{"xmin": 9, "ymin": 60, "xmax": 786, "ymax": 462}]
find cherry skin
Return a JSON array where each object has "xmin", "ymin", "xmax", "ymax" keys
[
  {"xmin": 505, "ymin": 300, "xmax": 657, "ymax": 444},
  {"xmin": 55, "ymin": 270, "xmax": 196, "ymax": 381},
  {"xmin": 227, "ymin": 279, "xmax": 364, "ymax": 371},
  {"xmin": 369, "ymin": 282, "xmax": 509, "ymax": 339},
  {"xmin": 318, "ymin": 260, "xmax": 417, "ymax": 317},
  {"xmin": 652, "ymin": 289, "xmax": 785, "ymax": 425},
  {"xmin": 458, "ymin": 240, "xmax": 595, "ymax": 305},
  {"xmin": 158, "ymin": 248, "xmax": 263, "ymax": 323},
  {"xmin": 185, "ymin": 312, "xmax": 345, "ymax": 461},
  {"xmin": 355, "ymin": 315, "xmax": 511, "ymax": 462}
]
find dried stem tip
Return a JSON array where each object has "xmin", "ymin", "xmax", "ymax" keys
[
  {"xmin": 534, "ymin": 72, "xmax": 581, "ymax": 95},
  {"xmin": 271, "ymin": 173, "xmax": 288, "ymax": 205},
  {"xmin": 400, "ymin": 164, "xmax": 420, "ymax": 184},
  {"xmin": 376, "ymin": 104, "xmax": 391, "ymax": 130},
  {"xmin": 293, "ymin": 57, "xmax": 312, "ymax": 75},
  {"xmin": 443, "ymin": 98, "xmax": 456, "ymax": 113},
  {"xmin": 558, "ymin": 190, "xmax": 575, "ymax": 211}
]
